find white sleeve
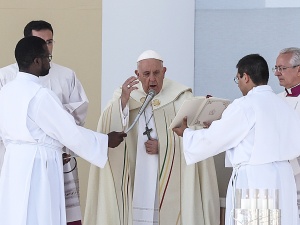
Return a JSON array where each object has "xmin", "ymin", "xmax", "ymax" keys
[
  {"xmin": 63, "ymin": 72, "xmax": 89, "ymax": 126},
  {"xmin": 32, "ymin": 90, "xmax": 108, "ymax": 168},
  {"xmin": 183, "ymin": 102, "xmax": 253, "ymax": 165},
  {"xmin": 119, "ymin": 99, "xmax": 129, "ymax": 126}
]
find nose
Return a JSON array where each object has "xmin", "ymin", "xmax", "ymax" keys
[
  {"xmin": 274, "ymin": 70, "xmax": 281, "ymax": 76},
  {"xmin": 149, "ymin": 73, "xmax": 156, "ymax": 80}
]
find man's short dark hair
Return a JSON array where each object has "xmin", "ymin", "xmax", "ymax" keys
[
  {"xmin": 236, "ymin": 54, "xmax": 269, "ymax": 85},
  {"xmin": 24, "ymin": 20, "xmax": 53, "ymax": 37},
  {"xmin": 15, "ymin": 36, "xmax": 47, "ymax": 70}
]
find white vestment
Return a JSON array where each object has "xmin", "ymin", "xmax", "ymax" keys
[
  {"xmin": 0, "ymin": 62, "xmax": 88, "ymax": 222},
  {"xmin": 0, "ymin": 73, "xmax": 107, "ymax": 225},
  {"xmin": 84, "ymin": 78, "xmax": 220, "ymax": 225},
  {"xmin": 122, "ymin": 104, "xmax": 159, "ymax": 224},
  {"xmin": 278, "ymin": 89, "xmax": 300, "ymax": 216},
  {"xmin": 183, "ymin": 85, "xmax": 300, "ymax": 225}
]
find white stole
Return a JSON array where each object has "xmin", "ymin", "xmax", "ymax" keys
[{"xmin": 132, "ymin": 105, "xmax": 159, "ymax": 225}]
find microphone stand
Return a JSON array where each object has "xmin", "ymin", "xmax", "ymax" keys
[{"xmin": 125, "ymin": 89, "xmax": 156, "ymax": 134}]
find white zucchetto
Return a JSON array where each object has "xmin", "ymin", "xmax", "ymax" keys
[{"xmin": 137, "ymin": 50, "xmax": 163, "ymax": 63}]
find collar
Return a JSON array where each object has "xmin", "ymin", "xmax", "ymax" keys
[
  {"xmin": 285, "ymin": 83, "xmax": 300, "ymax": 97},
  {"xmin": 16, "ymin": 72, "xmax": 40, "ymax": 83},
  {"xmin": 129, "ymin": 78, "xmax": 192, "ymax": 111},
  {"xmin": 247, "ymin": 85, "xmax": 273, "ymax": 95}
]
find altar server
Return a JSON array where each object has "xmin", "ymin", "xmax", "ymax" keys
[{"xmin": 173, "ymin": 54, "xmax": 300, "ymax": 225}]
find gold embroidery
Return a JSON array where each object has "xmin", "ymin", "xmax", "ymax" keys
[
  {"xmin": 152, "ymin": 99, "xmax": 160, "ymax": 106},
  {"xmin": 140, "ymin": 97, "xmax": 146, "ymax": 103}
]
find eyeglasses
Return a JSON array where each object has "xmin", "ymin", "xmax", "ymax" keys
[
  {"xmin": 45, "ymin": 39, "xmax": 55, "ymax": 45},
  {"xmin": 41, "ymin": 54, "xmax": 52, "ymax": 62},
  {"xmin": 234, "ymin": 76, "xmax": 239, "ymax": 84},
  {"xmin": 272, "ymin": 65, "xmax": 300, "ymax": 73}
]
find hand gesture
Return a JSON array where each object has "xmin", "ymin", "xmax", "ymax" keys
[
  {"xmin": 108, "ymin": 131, "xmax": 127, "ymax": 148},
  {"xmin": 172, "ymin": 116, "xmax": 188, "ymax": 137},
  {"xmin": 121, "ymin": 76, "xmax": 139, "ymax": 110},
  {"xmin": 145, "ymin": 139, "xmax": 159, "ymax": 155}
]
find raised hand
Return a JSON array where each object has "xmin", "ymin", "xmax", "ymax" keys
[
  {"xmin": 121, "ymin": 76, "xmax": 139, "ymax": 110},
  {"xmin": 108, "ymin": 131, "xmax": 127, "ymax": 148}
]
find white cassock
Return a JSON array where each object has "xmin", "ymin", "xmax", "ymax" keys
[
  {"xmin": 0, "ymin": 62, "xmax": 88, "ymax": 222},
  {"xmin": 0, "ymin": 73, "xmax": 107, "ymax": 225},
  {"xmin": 122, "ymin": 103, "xmax": 159, "ymax": 224},
  {"xmin": 182, "ymin": 85, "xmax": 300, "ymax": 225},
  {"xmin": 278, "ymin": 88, "xmax": 300, "ymax": 216}
]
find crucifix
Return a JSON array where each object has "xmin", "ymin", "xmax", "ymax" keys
[{"xmin": 143, "ymin": 126, "xmax": 153, "ymax": 140}]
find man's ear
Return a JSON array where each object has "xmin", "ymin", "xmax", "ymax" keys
[
  {"xmin": 162, "ymin": 67, "xmax": 167, "ymax": 78},
  {"xmin": 135, "ymin": 70, "xmax": 139, "ymax": 77},
  {"xmin": 33, "ymin": 57, "xmax": 41, "ymax": 66},
  {"xmin": 297, "ymin": 66, "xmax": 300, "ymax": 77},
  {"xmin": 243, "ymin": 73, "xmax": 250, "ymax": 83}
]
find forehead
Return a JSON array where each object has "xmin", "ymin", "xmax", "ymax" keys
[
  {"xmin": 138, "ymin": 59, "xmax": 163, "ymax": 71},
  {"xmin": 31, "ymin": 29, "xmax": 53, "ymax": 41},
  {"xmin": 276, "ymin": 53, "xmax": 293, "ymax": 65}
]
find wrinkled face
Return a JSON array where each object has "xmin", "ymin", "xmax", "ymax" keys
[
  {"xmin": 32, "ymin": 29, "xmax": 54, "ymax": 55},
  {"xmin": 275, "ymin": 53, "xmax": 300, "ymax": 89},
  {"xmin": 135, "ymin": 58, "xmax": 166, "ymax": 94}
]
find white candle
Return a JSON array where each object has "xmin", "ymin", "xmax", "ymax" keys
[
  {"xmin": 257, "ymin": 199, "xmax": 268, "ymax": 209},
  {"xmin": 268, "ymin": 198, "xmax": 274, "ymax": 209},
  {"xmin": 250, "ymin": 198, "xmax": 257, "ymax": 209},
  {"xmin": 241, "ymin": 199, "xmax": 251, "ymax": 209}
]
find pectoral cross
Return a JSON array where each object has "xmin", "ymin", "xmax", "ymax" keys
[{"xmin": 143, "ymin": 126, "xmax": 153, "ymax": 140}]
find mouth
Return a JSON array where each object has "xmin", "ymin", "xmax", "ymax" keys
[{"xmin": 149, "ymin": 84, "xmax": 157, "ymax": 89}]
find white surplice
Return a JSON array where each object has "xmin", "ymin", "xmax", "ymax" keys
[
  {"xmin": 183, "ymin": 85, "xmax": 300, "ymax": 225},
  {"xmin": 0, "ymin": 73, "xmax": 107, "ymax": 225},
  {"xmin": 278, "ymin": 89, "xmax": 300, "ymax": 216},
  {"xmin": 0, "ymin": 62, "xmax": 88, "ymax": 222}
]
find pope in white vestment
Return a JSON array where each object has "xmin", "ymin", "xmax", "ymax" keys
[
  {"xmin": 174, "ymin": 54, "xmax": 300, "ymax": 225},
  {"xmin": 84, "ymin": 50, "xmax": 220, "ymax": 225}
]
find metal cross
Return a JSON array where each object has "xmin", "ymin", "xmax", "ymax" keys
[{"xmin": 143, "ymin": 126, "xmax": 153, "ymax": 140}]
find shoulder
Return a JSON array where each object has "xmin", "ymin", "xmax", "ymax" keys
[
  {"xmin": 163, "ymin": 78, "xmax": 192, "ymax": 94},
  {"xmin": 277, "ymin": 91, "xmax": 286, "ymax": 98},
  {"xmin": 36, "ymin": 86, "xmax": 62, "ymax": 104},
  {"xmin": 0, "ymin": 63, "xmax": 18, "ymax": 82},
  {"xmin": 49, "ymin": 63, "xmax": 76, "ymax": 79}
]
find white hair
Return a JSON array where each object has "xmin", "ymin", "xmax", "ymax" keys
[{"xmin": 279, "ymin": 47, "xmax": 300, "ymax": 66}]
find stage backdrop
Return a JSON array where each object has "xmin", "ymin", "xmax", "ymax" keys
[{"xmin": 101, "ymin": 0, "xmax": 195, "ymax": 110}]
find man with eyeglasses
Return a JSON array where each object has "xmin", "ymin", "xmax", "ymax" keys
[
  {"xmin": 274, "ymin": 47, "xmax": 300, "ymax": 216},
  {"xmin": 0, "ymin": 20, "xmax": 88, "ymax": 225},
  {"xmin": 173, "ymin": 54, "xmax": 300, "ymax": 224}
]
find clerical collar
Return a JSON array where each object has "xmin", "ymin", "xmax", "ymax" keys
[{"xmin": 285, "ymin": 83, "xmax": 300, "ymax": 97}]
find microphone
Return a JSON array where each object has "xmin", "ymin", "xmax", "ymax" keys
[{"xmin": 125, "ymin": 89, "xmax": 156, "ymax": 133}]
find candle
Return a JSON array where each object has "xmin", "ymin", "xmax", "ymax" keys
[
  {"xmin": 268, "ymin": 198, "xmax": 274, "ymax": 209},
  {"xmin": 241, "ymin": 199, "xmax": 251, "ymax": 209},
  {"xmin": 257, "ymin": 199, "xmax": 268, "ymax": 209}
]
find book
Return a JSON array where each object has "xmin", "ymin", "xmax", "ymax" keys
[{"xmin": 169, "ymin": 96, "xmax": 231, "ymax": 129}]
